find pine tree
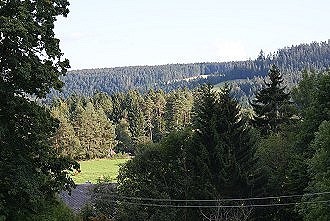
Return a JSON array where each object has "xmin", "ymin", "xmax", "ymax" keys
[
  {"xmin": 189, "ymin": 84, "xmax": 218, "ymax": 200},
  {"xmin": 97, "ymin": 107, "xmax": 117, "ymax": 158},
  {"xmin": 75, "ymin": 102, "xmax": 98, "ymax": 159},
  {"xmin": 165, "ymin": 89, "xmax": 193, "ymax": 132},
  {"xmin": 125, "ymin": 90, "xmax": 146, "ymax": 141},
  {"xmin": 51, "ymin": 99, "xmax": 82, "ymax": 159},
  {"xmin": 110, "ymin": 92, "xmax": 125, "ymax": 123},
  {"xmin": 115, "ymin": 118, "xmax": 134, "ymax": 154},
  {"xmin": 251, "ymin": 65, "xmax": 294, "ymax": 135},
  {"xmin": 143, "ymin": 94, "xmax": 155, "ymax": 141},
  {"xmin": 93, "ymin": 92, "xmax": 113, "ymax": 117},
  {"xmin": 191, "ymin": 85, "xmax": 260, "ymax": 199},
  {"xmin": 75, "ymin": 102, "xmax": 116, "ymax": 159},
  {"xmin": 214, "ymin": 86, "xmax": 259, "ymax": 198},
  {"xmin": 152, "ymin": 90, "xmax": 167, "ymax": 142},
  {"xmin": 52, "ymin": 113, "xmax": 82, "ymax": 159},
  {"xmin": 192, "ymin": 84, "xmax": 217, "ymax": 150},
  {"xmin": 188, "ymin": 84, "xmax": 262, "ymax": 220}
]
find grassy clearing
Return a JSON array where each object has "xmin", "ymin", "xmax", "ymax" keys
[{"xmin": 72, "ymin": 158, "xmax": 129, "ymax": 184}]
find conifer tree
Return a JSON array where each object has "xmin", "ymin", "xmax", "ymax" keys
[
  {"xmin": 251, "ymin": 65, "xmax": 294, "ymax": 135},
  {"xmin": 189, "ymin": 84, "xmax": 218, "ymax": 200},
  {"xmin": 97, "ymin": 107, "xmax": 117, "ymax": 157},
  {"xmin": 115, "ymin": 118, "xmax": 134, "ymax": 154},
  {"xmin": 75, "ymin": 102, "xmax": 98, "ymax": 159},
  {"xmin": 165, "ymin": 89, "xmax": 193, "ymax": 132},
  {"xmin": 51, "ymin": 108, "xmax": 82, "ymax": 158},
  {"xmin": 215, "ymin": 86, "xmax": 259, "ymax": 198},
  {"xmin": 152, "ymin": 90, "xmax": 167, "ymax": 141},
  {"xmin": 189, "ymin": 84, "xmax": 262, "ymax": 220},
  {"xmin": 110, "ymin": 92, "xmax": 125, "ymax": 123},
  {"xmin": 93, "ymin": 92, "xmax": 113, "ymax": 117},
  {"xmin": 144, "ymin": 94, "xmax": 155, "ymax": 141},
  {"xmin": 191, "ymin": 85, "xmax": 260, "ymax": 199},
  {"xmin": 300, "ymin": 121, "xmax": 330, "ymax": 220},
  {"xmin": 125, "ymin": 90, "xmax": 146, "ymax": 141},
  {"xmin": 75, "ymin": 102, "xmax": 116, "ymax": 159}
]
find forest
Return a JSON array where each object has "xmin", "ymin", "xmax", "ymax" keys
[
  {"xmin": 51, "ymin": 40, "xmax": 330, "ymax": 104},
  {"xmin": 51, "ymin": 67, "xmax": 330, "ymax": 221},
  {"xmin": 0, "ymin": 0, "xmax": 329, "ymax": 221}
]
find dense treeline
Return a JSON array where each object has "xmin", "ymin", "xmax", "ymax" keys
[
  {"xmin": 81, "ymin": 68, "xmax": 330, "ymax": 221},
  {"xmin": 51, "ymin": 88, "xmax": 194, "ymax": 160},
  {"xmin": 51, "ymin": 40, "xmax": 330, "ymax": 100}
]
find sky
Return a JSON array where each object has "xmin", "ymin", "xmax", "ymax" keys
[{"xmin": 54, "ymin": 0, "xmax": 330, "ymax": 70}]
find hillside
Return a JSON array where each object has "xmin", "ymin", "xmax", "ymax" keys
[{"xmin": 51, "ymin": 40, "xmax": 330, "ymax": 99}]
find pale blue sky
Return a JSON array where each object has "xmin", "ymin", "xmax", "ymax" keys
[{"xmin": 55, "ymin": 0, "xmax": 330, "ymax": 70}]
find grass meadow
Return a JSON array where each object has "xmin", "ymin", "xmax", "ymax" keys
[{"xmin": 72, "ymin": 158, "xmax": 129, "ymax": 184}]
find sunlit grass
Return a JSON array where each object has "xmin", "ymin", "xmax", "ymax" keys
[{"xmin": 72, "ymin": 158, "xmax": 129, "ymax": 184}]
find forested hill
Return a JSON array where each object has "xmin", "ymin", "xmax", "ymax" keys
[{"xmin": 52, "ymin": 40, "xmax": 330, "ymax": 98}]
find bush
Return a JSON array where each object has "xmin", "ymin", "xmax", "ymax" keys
[
  {"xmin": 12, "ymin": 199, "xmax": 79, "ymax": 221},
  {"xmin": 79, "ymin": 183, "xmax": 117, "ymax": 221}
]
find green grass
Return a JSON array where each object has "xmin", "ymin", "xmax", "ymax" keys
[{"xmin": 72, "ymin": 158, "xmax": 129, "ymax": 184}]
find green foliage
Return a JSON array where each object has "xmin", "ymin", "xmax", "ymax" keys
[
  {"xmin": 108, "ymin": 85, "xmax": 260, "ymax": 220},
  {"xmin": 79, "ymin": 204, "xmax": 96, "ymax": 221},
  {"xmin": 52, "ymin": 41, "xmax": 330, "ymax": 101},
  {"xmin": 189, "ymin": 84, "xmax": 220, "ymax": 201},
  {"xmin": 150, "ymin": 90, "xmax": 167, "ymax": 141},
  {"xmin": 89, "ymin": 183, "xmax": 118, "ymax": 220},
  {"xmin": 293, "ymin": 71, "xmax": 330, "ymax": 155},
  {"xmin": 165, "ymin": 89, "xmax": 193, "ymax": 132},
  {"xmin": 251, "ymin": 65, "xmax": 295, "ymax": 135},
  {"xmin": 93, "ymin": 92, "xmax": 113, "ymax": 117},
  {"xmin": 125, "ymin": 90, "xmax": 146, "ymax": 139},
  {"xmin": 0, "ymin": 88, "xmax": 79, "ymax": 219},
  {"xmin": 0, "ymin": 0, "xmax": 70, "ymax": 98},
  {"xmin": 51, "ymin": 97, "xmax": 117, "ymax": 160},
  {"xmin": 52, "ymin": 100, "xmax": 82, "ymax": 158},
  {"xmin": 191, "ymin": 84, "xmax": 262, "ymax": 202},
  {"xmin": 116, "ymin": 130, "xmax": 193, "ymax": 221},
  {"xmin": 50, "ymin": 88, "xmax": 194, "ymax": 159},
  {"xmin": 256, "ymin": 132, "xmax": 305, "ymax": 220},
  {"xmin": 71, "ymin": 71, "xmax": 330, "ymax": 221},
  {"xmin": 76, "ymin": 102, "xmax": 117, "ymax": 159},
  {"xmin": 115, "ymin": 118, "xmax": 134, "ymax": 153},
  {"xmin": 13, "ymin": 199, "xmax": 78, "ymax": 221},
  {"xmin": 254, "ymin": 71, "xmax": 330, "ymax": 220},
  {"xmin": 0, "ymin": 1, "xmax": 78, "ymax": 218},
  {"xmin": 299, "ymin": 121, "xmax": 330, "ymax": 221}
]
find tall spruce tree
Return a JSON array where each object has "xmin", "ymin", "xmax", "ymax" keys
[
  {"xmin": 214, "ymin": 86, "xmax": 259, "ymax": 198},
  {"xmin": 251, "ymin": 65, "xmax": 294, "ymax": 135},
  {"xmin": 189, "ymin": 84, "xmax": 262, "ymax": 220},
  {"xmin": 190, "ymin": 84, "xmax": 261, "ymax": 198},
  {"xmin": 189, "ymin": 84, "xmax": 218, "ymax": 200}
]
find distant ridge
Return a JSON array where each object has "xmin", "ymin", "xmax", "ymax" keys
[{"xmin": 51, "ymin": 40, "xmax": 330, "ymax": 99}]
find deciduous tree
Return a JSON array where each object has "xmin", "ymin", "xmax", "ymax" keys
[{"xmin": 0, "ymin": 0, "xmax": 78, "ymax": 218}]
